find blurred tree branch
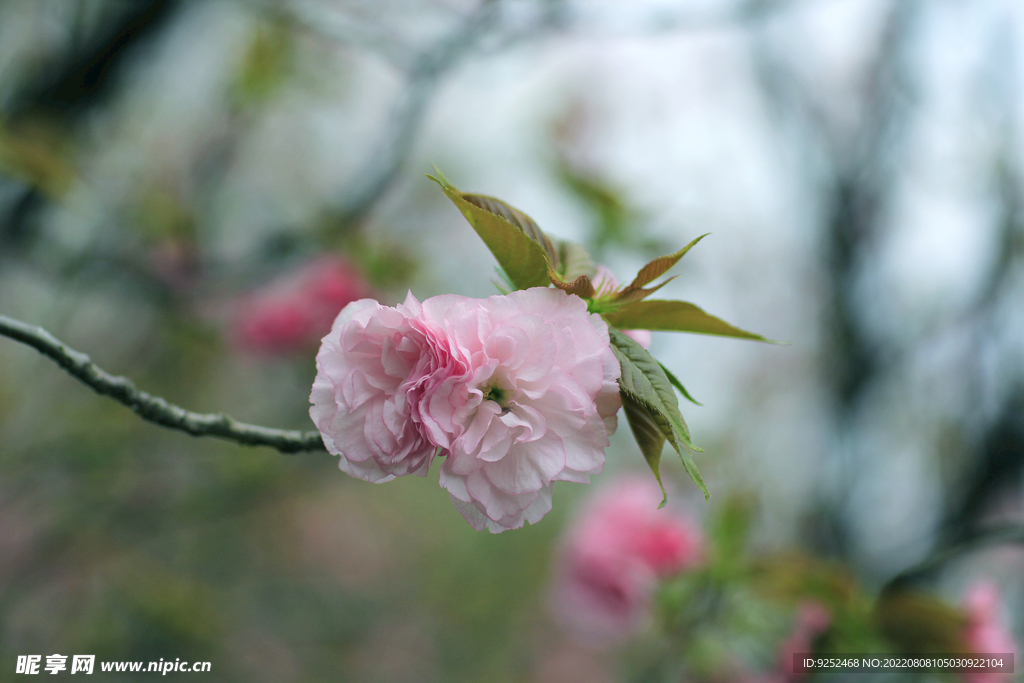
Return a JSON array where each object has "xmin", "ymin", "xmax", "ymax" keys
[
  {"xmin": 752, "ymin": 0, "xmax": 1024, "ymax": 583},
  {"xmin": 881, "ymin": 524, "xmax": 1024, "ymax": 595},
  {"xmin": 267, "ymin": 0, "xmax": 802, "ymax": 231},
  {"xmin": 0, "ymin": 314, "xmax": 326, "ymax": 453},
  {"xmin": 750, "ymin": 0, "xmax": 921, "ymax": 563},
  {"xmin": 256, "ymin": 0, "xmax": 416, "ymax": 70},
  {"xmin": 6, "ymin": 0, "xmax": 183, "ymax": 123},
  {"xmin": 1, "ymin": 0, "xmax": 184, "ymax": 252},
  {"xmin": 321, "ymin": 0, "xmax": 517, "ymax": 227}
]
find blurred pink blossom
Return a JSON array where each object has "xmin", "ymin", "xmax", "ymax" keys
[
  {"xmin": 778, "ymin": 601, "xmax": 831, "ymax": 681},
  {"xmin": 962, "ymin": 581, "xmax": 1018, "ymax": 683},
  {"xmin": 622, "ymin": 328, "xmax": 652, "ymax": 350},
  {"xmin": 550, "ymin": 476, "xmax": 704, "ymax": 643},
  {"xmin": 310, "ymin": 287, "xmax": 621, "ymax": 532},
  {"xmin": 235, "ymin": 257, "xmax": 372, "ymax": 355},
  {"xmin": 592, "ymin": 265, "xmax": 652, "ymax": 349},
  {"xmin": 591, "ymin": 265, "xmax": 621, "ymax": 298}
]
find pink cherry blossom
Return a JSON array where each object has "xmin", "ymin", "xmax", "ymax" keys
[
  {"xmin": 309, "ymin": 296, "xmax": 437, "ymax": 482},
  {"xmin": 310, "ymin": 287, "xmax": 621, "ymax": 532},
  {"xmin": 962, "ymin": 581, "xmax": 1018, "ymax": 683},
  {"xmin": 235, "ymin": 257, "xmax": 372, "ymax": 355},
  {"xmin": 592, "ymin": 265, "xmax": 652, "ymax": 349},
  {"xmin": 410, "ymin": 288, "xmax": 621, "ymax": 532},
  {"xmin": 550, "ymin": 476, "xmax": 705, "ymax": 643},
  {"xmin": 778, "ymin": 602, "xmax": 831, "ymax": 680}
]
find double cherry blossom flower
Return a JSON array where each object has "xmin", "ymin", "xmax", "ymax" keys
[
  {"xmin": 307, "ymin": 180, "xmax": 765, "ymax": 532},
  {"xmin": 310, "ymin": 287, "xmax": 622, "ymax": 532},
  {"xmin": 549, "ymin": 476, "xmax": 705, "ymax": 642}
]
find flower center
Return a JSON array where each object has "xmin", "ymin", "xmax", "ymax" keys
[{"xmin": 482, "ymin": 383, "xmax": 509, "ymax": 410}]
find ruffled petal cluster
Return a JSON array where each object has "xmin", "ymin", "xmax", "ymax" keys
[
  {"xmin": 550, "ymin": 476, "xmax": 704, "ymax": 643},
  {"xmin": 310, "ymin": 287, "xmax": 621, "ymax": 532},
  {"xmin": 309, "ymin": 297, "xmax": 437, "ymax": 482}
]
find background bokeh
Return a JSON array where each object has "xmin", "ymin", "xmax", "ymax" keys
[{"xmin": 1, "ymin": 0, "xmax": 1023, "ymax": 681}]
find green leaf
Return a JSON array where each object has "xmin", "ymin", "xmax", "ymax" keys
[
  {"xmin": 604, "ymin": 300, "xmax": 773, "ymax": 342},
  {"xmin": 609, "ymin": 275, "xmax": 678, "ymax": 304},
  {"xmin": 621, "ymin": 392, "xmax": 668, "ymax": 507},
  {"xmin": 608, "ymin": 328, "xmax": 709, "ymax": 501},
  {"xmin": 617, "ymin": 233, "xmax": 708, "ymax": 296},
  {"xmin": 429, "ymin": 174, "xmax": 552, "ymax": 290},
  {"xmin": 547, "ymin": 260, "xmax": 596, "ymax": 298},
  {"xmin": 556, "ymin": 240, "xmax": 596, "ymax": 281},
  {"xmin": 658, "ymin": 362, "xmax": 702, "ymax": 406},
  {"xmin": 429, "ymin": 163, "xmax": 453, "ymax": 185},
  {"xmin": 461, "ymin": 193, "xmax": 560, "ymax": 266}
]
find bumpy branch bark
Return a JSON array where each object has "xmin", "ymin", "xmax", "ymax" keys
[{"xmin": 0, "ymin": 314, "xmax": 326, "ymax": 453}]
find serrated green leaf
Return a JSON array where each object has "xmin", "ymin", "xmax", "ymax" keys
[
  {"xmin": 622, "ymin": 392, "xmax": 668, "ymax": 507},
  {"xmin": 429, "ymin": 163, "xmax": 452, "ymax": 186},
  {"xmin": 455, "ymin": 187, "xmax": 560, "ymax": 267},
  {"xmin": 618, "ymin": 233, "xmax": 708, "ymax": 295},
  {"xmin": 604, "ymin": 300, "xmax": 773, "ymax": 342},
  {"xmin": 609, "ymin": 275, "xmax": 678, "ymax": 304},
  {"xmin": 429, "ymin": 174, "xmax": 552, "ymax": 290},
  {"xmin": 608, "ymin": 328, "xmax": 709, "ymax": 501},
  {"xmin": 609, "ymin": 329, "xmax": 701, "ymax": 453},
  {"xmin": 658, "ymin": 362, "xmax": 702, "ymax": 406},
  {"xmin": 557, "ymin": 240, "xmax": 596, "ymax": 281}
]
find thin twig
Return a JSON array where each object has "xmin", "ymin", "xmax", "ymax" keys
[{"xmin": 0, "ymin": 314, "xmax": 326, "ymax": 453}]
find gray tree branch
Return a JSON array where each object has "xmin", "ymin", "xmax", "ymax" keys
[
  {"xmin": 881, "ymin": 524, "xmax": 1024, "ymax": 595},
  {"xmin": 324, "ymin": 0, "xmax": 506, "ymax": 227},
  {"xmin": 0, "ymin": 314, "xmax": 326, "ymax": 453}
]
